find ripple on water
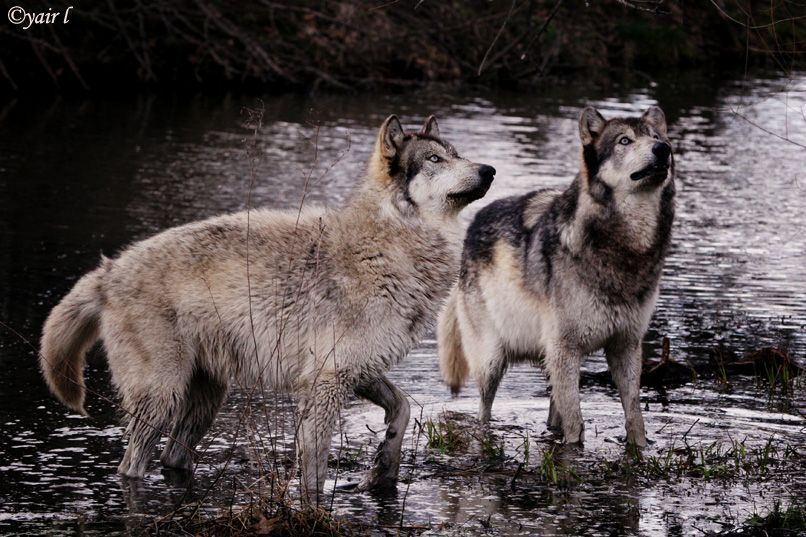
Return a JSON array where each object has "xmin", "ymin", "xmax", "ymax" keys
[{"xmin": 0, "ymin": 73, "xmax": 804, "ymax": 535}]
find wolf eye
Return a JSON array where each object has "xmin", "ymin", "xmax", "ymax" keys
[
  {"xmin": 619, "ymin": 136, "xmax": 632, "ymax": 145},
  {"xmin": 653, "ymin": 134, "xmax": 660, "ymax": 140},
  {"xmin": 428, "ymin": 154, "xmax": 442, "ymax": 163}
]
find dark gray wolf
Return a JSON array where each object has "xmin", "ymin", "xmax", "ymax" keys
[
  {"xmin": 39, "ymin": 115, "xmax": 495, "ymax": 502},
  {"xmin": 438, "ymin": 106, "xmax": 674, "ymax": 447}
]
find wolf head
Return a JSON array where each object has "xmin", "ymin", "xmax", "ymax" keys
[
  {"xmin": 578, "ymin": 106, "xmax": 673, "ymax": 203},
  {"xmin": 368, "ymin": 115, "xmax": 496, "ymax": 218}
]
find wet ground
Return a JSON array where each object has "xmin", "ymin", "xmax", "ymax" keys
[{"xmin": 0, "ymin": 71, "xmax": 804, "ymax": 535}]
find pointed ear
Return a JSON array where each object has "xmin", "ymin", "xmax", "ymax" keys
[
  {"xmin": 579, "ymin": 106, "xmax": 606, "ymax": 145},
  {"xmin": 420, "ymin": 115, "xmax": 440, "ymax": 138},
  {"xmin": 642, "ymin": 106, "xmax": 667, "ymax": 136},
  {"xmin": 379, "ymin": 115, "xmax": 405, "ymax": 159}
]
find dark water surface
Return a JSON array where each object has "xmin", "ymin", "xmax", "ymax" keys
[{"xmin": 0, "ymin": 72, "xmax": 804, "ymax": 536}]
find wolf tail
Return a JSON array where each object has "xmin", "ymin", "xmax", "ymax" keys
[
  {"xmin": 438, "ymin": 286, "xmax": 469, "ymax": 397},
  {"xmin": 40, "ymin": 259, "xmax": 109, "ymax": 416}
]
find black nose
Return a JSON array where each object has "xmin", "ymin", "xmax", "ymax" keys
[
  {"xmin": 479, "ymin": 164, "xmax": 496, "ymax": 182},
  {"xmin": 652, "ymin": 142, "xmax": 671, "ymax": 162}
]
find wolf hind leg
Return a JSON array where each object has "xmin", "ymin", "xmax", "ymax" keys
[
  {"xmin": 351, "ymin": 375, "xmax": 410, "ymax": 492},
  {"xmin": 160, "ymin": 370, "xmax": 229, "ymax": 471},
  {"xmin": 105, "ymin": 323, "xmax": 189, "ymax": 478},
  {"xmin": 605, "ymin": 341, "xmax": 647, "ymax": 447},
  {"xmin": 545, "ymin": 346, "xmax": 584, "ymax": 444},
  {"xmin": 475, "ymin": 339, "xmax": 506, "ymax": 425},
  {"xmin": 118, "ymin": 387, "xmax": 181, "ymax": 478}
]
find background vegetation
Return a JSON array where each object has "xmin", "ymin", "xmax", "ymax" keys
[{"xmin": 0, "ymin": 0, "xmax": 804, "ymax": 93}]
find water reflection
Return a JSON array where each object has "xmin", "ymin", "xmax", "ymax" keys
[{"xmin": 0, "ymin": 72, "xmax": 804, "ymax": 534}]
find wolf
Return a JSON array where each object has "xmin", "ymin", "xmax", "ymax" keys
[
  {"xmin": 39, "ymin": 114, "xmax": 496, "ymax": 502},
  {"xmin": 438, "ymin": 106, "xmax": 674, "ymax": 447}
]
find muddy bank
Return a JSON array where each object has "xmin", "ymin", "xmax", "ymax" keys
[{"xmin": 150, "ymin": 349, "xmax": 805, "ymax": 536}]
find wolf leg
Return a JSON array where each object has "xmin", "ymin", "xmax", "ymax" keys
[
  {"xmin": 297, "ymin": 376, "xmax": 348, "ymax": 505},
  {"xmin": 545, "ymin": 347, "xmax": 584, "ymax": 444},
  {"xmin": 352, "ymin": 375, "xmax": 410, "ymax": 492},
  {"xmin": 160, "ymin": 371, "xmax": 228, "ymax": 471},
  {"xmin": 605, "ymin": 342, "xmax": 647, "ymax": 447},
  {"xmin": 476, "ymin": 340, "xmax": 506, "ymax": 425},
  {"xmin": 106, "ymin": 328, "xmax": 187, "ymax": 478},
  {"xmin": 118, "ymin": 388, "xmax": 180, "ymax": 477},
  {"xmin": 547, "ymin": 396, "xmax": 562, "ymax": 432}
]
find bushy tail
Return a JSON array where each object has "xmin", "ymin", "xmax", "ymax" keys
[
  {"xmin": 437, "ymin": 286, "xmax": 469, "ymax": 396},
  {"xmin": 40, "ymin": 260, "xmax": 108, "ymax": 415}
]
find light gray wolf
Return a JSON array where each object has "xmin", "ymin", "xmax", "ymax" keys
[
  {"xmin": 39, "ymin": 115, "xmax": 496, "ymax": 502},
  {"xmin": 438, "ymin": 106, "xmax": 674, "ymax": 447}
]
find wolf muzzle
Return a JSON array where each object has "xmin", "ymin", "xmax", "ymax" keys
[
  {"xmin": 448, "ymin": 164, "xmax": 496, "ymax": 204},
  {"xmin": 630, "ymin": 142, "xmax": 671, "ymax": 182}
]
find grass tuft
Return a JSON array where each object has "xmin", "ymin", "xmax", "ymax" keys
[
  {"xmin": 421, "ymin": 416, "xmax": 470, "ymax": 455},
  {"xmin": 156, "ymin": 496, "xmax": 360, "ymax": 536},
  {"xmin": 741, "ymin": 501, "xmax": 805, "ymax": 536}
]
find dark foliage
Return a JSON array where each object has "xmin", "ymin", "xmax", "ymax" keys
[{"xmin": 0, "ymin": 1, "xmax": 803, "ymax": 92}]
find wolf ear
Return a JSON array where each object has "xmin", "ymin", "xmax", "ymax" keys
[
  {"xmin": 579, "ymin": 107, "xmax": 606, "ymax": 145},
  {"xmin": 420, "ymin": 115, "xmax": 440, "ymax": 138},
  {"xmin": 380, "ymin": 115, "xmax": 405, "ymax": 158},
  {"xmin": 642, "ymin": 106, "xmax": 667, "ymax": 136}
]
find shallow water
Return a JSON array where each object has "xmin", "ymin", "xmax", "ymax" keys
[{"xmin": 0, "ymin": 72, "xmax": 804, "ymax": 535}]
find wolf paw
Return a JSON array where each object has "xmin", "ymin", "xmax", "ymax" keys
[
  {"xmin": 337, "ymin": 473, "xmax": 397, "ymax": 494},
  {"xmin": 613, "ymin": 434, "xmax": 653, "ymax": 447},
  {"xmin": 160, "ymin": 453, "xmax": 194, "ymax": 472}
]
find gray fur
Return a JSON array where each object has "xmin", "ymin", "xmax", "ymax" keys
[
  {"xmin": 39, "ymin": 115, "xmax": 495, "ymax": 503},
  {"xmin": 438, "ymin": 106, "xmax": 675, "ymax": 447}
]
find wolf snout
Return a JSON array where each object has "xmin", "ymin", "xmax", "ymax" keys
[
  {"xmin": 652, "ymin": 142, "xmax": 671, "ymax": 163},
  {"xmin": 478, "ymin": 164, "xmax": 496, "ymax": 185}
]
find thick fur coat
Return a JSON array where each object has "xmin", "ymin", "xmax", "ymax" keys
[
  {"xmin": 438, "ymin": 106, "xmax": 675, "ymax": 446},
  {"xmin": 40, "ymin": 115, "xmax": 495, "ymax": 502}
]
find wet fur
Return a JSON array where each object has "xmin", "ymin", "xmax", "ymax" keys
[
  {"xmin": 438, "ymin": 106, "xmax": 675, "ymax": 446},
  {"xmin": 40, "ymin": 115, "xmax": 494, "ymax": 503}
]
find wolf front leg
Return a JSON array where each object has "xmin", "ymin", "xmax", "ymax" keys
[
  {"xmin": 544, "ymin": 345, "xmax": 584, "ymax": 444},
  {"xmin": 296, "ymin": 376, "xmax": 348, "ymax": 505},
  {"xmin": 352, "ymin": 375, "xmax": 410, "ymax": 491},
  {"xmin": 605, "ymin": 340, "xmax": 647, "ymax": 447}
]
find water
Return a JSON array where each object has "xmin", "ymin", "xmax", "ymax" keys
[{"xmin": 0, "ymin": 72, "xmax": 804, "ymax": 535}]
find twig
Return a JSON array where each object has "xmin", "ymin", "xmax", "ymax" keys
[
  {"xmin": 0, "ymin": 57, "xmax": 18, "ymax": 91},
  {"xmin": 616, "ymin": 0, "xmax": 667, "ymax": 14},
  {"xmin": 682, "ymin": 418, "xmax": 700, "ymax": 442},
  {"xmin": 728, "ymin": 106, "xmax": 806, "ymax": 150},
  {"xmin": 47, "ymin": 26, "xmax": 89, "ymax": 90},
  {"xmin": 708, "ymin": 0, "xmax": 806, "ymax": 30},
  {"xmin": 477, "ymin": 0, "xmax": 519, "ymax": 76}
]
